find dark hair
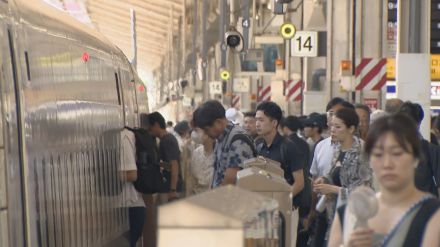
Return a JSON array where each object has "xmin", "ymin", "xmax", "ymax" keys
[
  {"xmin": 166, "ymin": 121, "xmax": 173, "ymax": 127},
  {"xmin": 326, "ymin": 97, "xmax": 345, "ymax": 111},
  {"xmin": 320, "ymin": 114, "xmax": 327, "ymax": 129},
  {"xmin": 147, "ymin": 112, "xmax": 166, "ymax": 129},
  {"xmin": 256, "ymin": 101, "xmax": 283, "ymax": 125},
  {"xmin": 192, "ymin": 108, "xmax": 201, "ymax": 128},
  {"xmin": 435, "ymin": 116, "xmax": 440, "ymax": 130},
  {"xmin": 334, "ymin": 108, "xmax": 359, "ymax": 128},
  {"xmin": 398, "ymin": 101, "xmax": 424, "ymax": 124},
  {"xmin": 355, "ymin": 104, "xmax": 372, "ymax": 115},
  {"xmin": 281, "ymin": 116, "xmax": 303, "ymax": 132},
  {"xmin": 365, "ymin": 114, "xmax": 422, "ymax": 160},
  {"xmin": 385, "ymin": 98, "xmax": 403, "ymax": 113},
  {"xmin": 140, "ymin": 113, "xmax": 149, "ymax": 128},
  {"xmin": 340, "ymin": 101, "xmax": 355, "ymax": 110},
  {"xmin": 194, "ymin": 100, "xmax": 225, "ymax": 128},
  {"xmin": 244, "ymin": 111, "xmax": 256, "ymax": 118},
  {"xmin": 303, "ymin": 112, "xmax": 324, "ymax": 133},
  {"xmin": 174, "ymin": 121, "xmax": 190, "ymax": 135}
]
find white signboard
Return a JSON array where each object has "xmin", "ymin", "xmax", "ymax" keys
[
  {"xmin": 233, "ymin": 78, "xmax": 250, "ymax": 93},
  {"xmin": 431, "ymin": 82, "xmax": 440, "ymax": 100},
  {"xmin": 291, "ymin": 31, "xmax": 318, "ymax": 57},
  {"xmin": 182, "ymin": 96, "xmax": 192, "ymax": 107},
  {"xmin": 209, "ymin": 81, "xmax": 223, "ymax": 94}
]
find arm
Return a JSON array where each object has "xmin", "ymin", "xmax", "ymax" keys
[
  {"xmin": 221, "ymin": 139, "xmax": 255, "ymax": 185},
  {"xmin": 292, "ymin": 170, "xmax": 304, "ymax": 197},
  {"xmin": 119, "ymin": 131, "xmax": 137, "ymax": 182},
  {"xmin": 422, "ymin": 209, "xmax": 440, "ymax": 247},
  {"xmin": 310, "ymin": 141, "xmax": 323, "ymax": 177},
  {"xmin": 329, "ymin": 210, "xmax": 374, "ymax": 247},
  {"xmin": 161, "ymin": 135, "xmax": 181, "ymax": 198},
  {"xmin": 328, "ymin": 212, "xmax": 343, "ymax": 247},
  {"xmin": 221, "ymin": 167, "xmax": 241, "ymax": 186},
  {"xmin": 169, "ymin": 160, "xmax": 179, "ymax": 191},
  {"xmin": 119, "ymin": 170, "xmax": 138, "ymax": 182}
]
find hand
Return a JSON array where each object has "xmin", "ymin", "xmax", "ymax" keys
[
  {"xmin": 313, "ymin": 183, "xmax": 339, "ymax": 195},
  {"xmin": 168, "ymin": 191, "xmax": 179, "ymax": 201},
  {"xmin": 347, "ymin": 228, "xmax": 373, "ymax": 247},
  {"xmin": 313, "ymin": 177, "xmax": 325, "ymax": 185}
]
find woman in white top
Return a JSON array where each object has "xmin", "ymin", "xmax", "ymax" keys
[{"xmin": 328, "ymin": 114, "xmax": 440, "ymax": 247}]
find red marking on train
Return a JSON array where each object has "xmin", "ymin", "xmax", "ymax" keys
[{"xmin": 82, "ymin": 52, "xmax": 89, "ymax": 62}]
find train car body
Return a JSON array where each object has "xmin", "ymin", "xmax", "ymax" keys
[{"xmin": 0, "ymin": 0, "xmax": 148, "ymax": 246}]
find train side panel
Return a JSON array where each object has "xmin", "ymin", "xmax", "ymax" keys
[{"xmin": 2, "ymin": 0, "xmax": 144, "ymax": 246}]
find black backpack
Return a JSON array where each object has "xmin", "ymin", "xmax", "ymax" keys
[{"xmin": 125, "ymin": 127, "xmax": 168, "ymax": 194}]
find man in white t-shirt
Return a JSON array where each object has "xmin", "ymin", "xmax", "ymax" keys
[
  {"xmin": 120, "ymin": 128, "xmax": 146, "ymax": 247},
  {"xmin": 310, "ymin": 99, "xmax": 354, "ymax": 178}
]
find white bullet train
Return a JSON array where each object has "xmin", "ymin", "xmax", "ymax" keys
[{"xmin": 0, "ymin": 0, "xmax": 149, "ymax": 246}]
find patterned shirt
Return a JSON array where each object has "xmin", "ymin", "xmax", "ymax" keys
[{"xmin": 212, "ymin": 122, "xmax": 256, "ymax": 188}]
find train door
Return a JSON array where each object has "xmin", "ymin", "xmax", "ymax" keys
[
  {"xmin": 116, "ymin": 61, "xmax": 138, "ymax": 127},
  {"xmin": 0, "ymin": 5, "xmax": 27, "ymax": 247}
]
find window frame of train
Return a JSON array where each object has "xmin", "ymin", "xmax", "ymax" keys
[
  {"xmin": 114, "ymin": 72, "xmax": 121, "ymax": 105},
  {"xmin": 291, "ymin": 31, "xmax": 318, "ymax": 57}
]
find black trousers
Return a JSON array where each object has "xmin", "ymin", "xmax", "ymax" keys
[
  {"xmin": 309, "ymin": 212, "xmax": 328, "ymax": 247},
  {"xmin": 129, "ymin": 206, "xmax": 146, "ymax": 247}
]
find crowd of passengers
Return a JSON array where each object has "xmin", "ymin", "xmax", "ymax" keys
[{"xmin": 120, "ymin": 97, "xmax": 440, "ymax": 247}]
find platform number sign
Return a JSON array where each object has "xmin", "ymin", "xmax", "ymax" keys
[
  {"xmin": 291, "ymin": 31, "xmax": 318, "ymax": 57},
  {"xmin": 209, "ymin": 81, "xmax": 223, "ymax": 94},
  {"xmin": 242, "ymin": 19, "xmax": 250, "ymax": 28}
]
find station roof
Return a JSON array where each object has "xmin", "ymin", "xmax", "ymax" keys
[{"xmin": 86, "ymin": 0, "xmax": 184, "ymax": 71}]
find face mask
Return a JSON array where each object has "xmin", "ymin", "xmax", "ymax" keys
[{"xmin": 191, "ymin": 130, "xmax": 203, "ymax": 144}]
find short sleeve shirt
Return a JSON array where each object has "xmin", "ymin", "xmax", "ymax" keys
[
  {"xmin": 159, "ymin": 133, "xmax": 183, "ymax": 191},
  {"xmin": 212, "ymin": 122, "xmax": 256, "ymax": 188},
  {"xmin": 120, "ymin": 129, "xmax": 145, "ymax": 208},
  {"xmin": 190, "ymin": 146, "xmax": 214, "ymax": 193},
  {"xmin": 310, "ymin": 137, "xmax": 336, "ymax": 177},
  {"xmin": 288, "ymin": 134, "xmax": 311, "ymax": 176},
  {"xmin": 159, "ymin": 133, "xmax": 181, "ymax": 164},
  {"xmin": 256, "ymin": 134, "xmax": 303, "ymax": 185}
]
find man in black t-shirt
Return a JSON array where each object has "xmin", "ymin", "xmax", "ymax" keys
[
  {"xmin": 255, "ymin": 103, "xmax": 304, "ymax": 202},
  {"xmin": 281, "ymin": 116, "xmax": 310, "ymax": 176},
  {"xmin": 255, "ymin": 102, "xmax": 304, "ymax": 246},
  {"xmin": 147, "ymin": 112, "xmax": 182, "ymax": 201}
]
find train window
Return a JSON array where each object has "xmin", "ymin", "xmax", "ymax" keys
[
  {"xmin": 114, "ymin": 72, "xmax": 121, "ymax": 105},
  {"xmin": 240, "ymin": 57, "xmax": 258, "ymax": 72},
  {"xmin": 24, "ymin": 51, "xmax": 31, "ymax": 81},
  {"xmin": 262, "ymin": 44, "xmax": 278, "ymax": 72}
]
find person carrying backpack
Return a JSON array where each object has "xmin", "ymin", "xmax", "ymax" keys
[
  {"xmin": 119, "ymin": 127, "xmax": 146, "ymax": 247},
  {"xmin": 146, "ymin": 112, "xmax": 183, "ymax": 201},
  {"xmin": 193, "ymin": 100, "xmax": 257, "ymax": 188},
  {"xmin": 254, "ymin": 101, "xmax": 304, "ymax": 246}
]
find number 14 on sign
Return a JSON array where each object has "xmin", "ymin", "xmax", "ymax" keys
[{"xmin": 291, "ymin": 31, "xmax": 318, "ymax": 57}]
